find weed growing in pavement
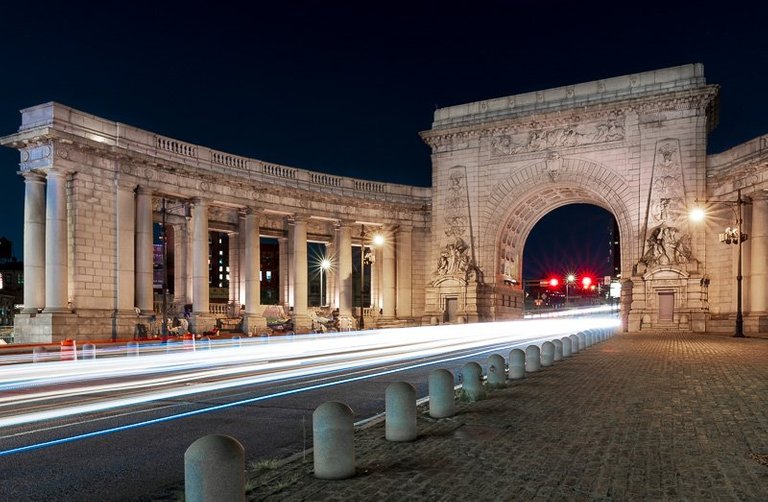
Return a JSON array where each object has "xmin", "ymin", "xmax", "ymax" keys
[{"xmin": 248, "ymin": 458, "xmax": 280, "ymax": 471}]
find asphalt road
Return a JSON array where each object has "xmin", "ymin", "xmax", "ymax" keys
[{"xmin": 0, "ymin": 326, "xmax": 595, "ymax": 501}]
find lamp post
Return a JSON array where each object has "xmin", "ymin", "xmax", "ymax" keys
[
  {"xmin": 159, "ymin": 198, "xmax": 190, "ymax": 340},
  {"xmin": 358, "ymin": 226, "xmax": 383, "ymax": 330},
  {"xmin": 565, "ymin": 274, "xmax": 575, "ymax": 305},
  {"xmin": 319, "ymin": 258, "xmax": 331, "ymax": 307},
  {"xmin": 690, "ymin": 189, "xmax": 748, "ymax": 338}
]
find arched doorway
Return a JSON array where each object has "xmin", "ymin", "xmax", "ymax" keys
[{"xmin": 522, "ymin": 203, "xmax": 619, "ymax": 311}]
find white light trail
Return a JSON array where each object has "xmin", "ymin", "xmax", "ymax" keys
[{"xmin": 0, "ymin": 315, "xmax": 619, "ymax": 429}]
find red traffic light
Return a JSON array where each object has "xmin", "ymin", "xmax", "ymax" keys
[
  {"xmin": 581, "ymin": 276, "xmax": 592, "ymax": 288},
  {"xmin": 549, "ymin": 278, "xmax": 560, "ymax": 287}
]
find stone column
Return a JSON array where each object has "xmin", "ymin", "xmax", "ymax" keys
[
  {"xmin": 173, "ymin": 223, "xmax": 189, "ymax": 306},
  {"xmin": 278, "ymin": 235, "xmax": 290, "ymax": 307},
  {"xmin": 395, "ymin": 225, "xmax": 413, "ymax": 319},
  {"xmin": 750, "ymin": 196, "xmax": 768, "ymax": 312},
  {"xmin": 243, "ymin": 208, "xmax": 266, "ymax": 332},
  {"xmin": 381, "ymin": 226, "xmax": 396, "ymax": 319},
  {"xmin": 22, "ymin": 172, "xmax": 46, "ymax": 313},
  {"xmin": 290, "ymin": 215, "xmax": 310, "ymax": 328},
  {"xmin": 134, "ymin": 186, "xmax": 154, "ymax": 314},
  {"xmin": 335, "ymin": 221, "xmax": 353, "ymax": 317},
  {"xmin": 116, "ymin": 181, "xmax": 135, "ymax": 312},
  {"xmin": 227, "ymin": 230, "xmax": 239, "ymax": 307},
  {"xmin": 238, "ymin": 213, "xmax": 246, "ymax": 307},
  {"xmin": 325, "ymin": 241, "xmax": 336, "ymax": 308},
  {"xmin": 186, "ymin": 216, "xmax": 194, "ymax": 306},
  {"xmin": 191, "ymin": 198, "xmax": 210, "ymax": 315},
  {"xmin": 44, "ymin": 168, "xmax": 68, "ymax": 312}
]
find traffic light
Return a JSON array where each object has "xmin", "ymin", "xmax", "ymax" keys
[
  {"xmin": 549, "ymin": 277, "xmax": 559, "ymax": 287},
  {"xmin": 581, "ymin": 276, "xmax": 592, "ymax": 289}
]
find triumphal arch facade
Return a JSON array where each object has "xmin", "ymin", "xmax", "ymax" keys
[{"xmin": 3, "ymin": 63, "xmax": 767, "ymax": 342}]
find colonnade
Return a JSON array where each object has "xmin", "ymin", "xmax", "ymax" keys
[{"xmin": 21, "ymin": 170, "xmax": 413, "ymax": 333}]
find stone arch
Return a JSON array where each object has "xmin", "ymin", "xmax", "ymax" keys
[{"xmin": 480, "ymin": 157, "xmax": 635, "ymax": 282}]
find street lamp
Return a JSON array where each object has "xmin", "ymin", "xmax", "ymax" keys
[
  {"xmin": 565, "ymin": 273, "xmax": 575, "ymax": 304},
  {"xmin": 319, "ymin": 258, "xmax": 331, "ymax": 307},
  {"xmin": 690, "ymin": 189, "xmax": 749, "ymax": 338},
  {"xmin": 159, "ymin": 198, "xmax": 190, "ymax": 340},
  {"xmin": 358, "ymin": 225, "xmax": 383, "ymax": 330}
]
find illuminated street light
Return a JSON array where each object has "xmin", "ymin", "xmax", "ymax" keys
[
  {"xmin": 159, "ymin": 198, "xmax": 190, "ymax": 340},
  {"xmin": 319, "ymin": 258, "xmax": 331, "ymax": 306},
  {"xmin": 689, "ymin": 189, "xmax": 749, "ymax": 337},
  {"xmin": 359, "ymin": 226, "xmax": 383, "ymax": 330},
  {"xmin": 565, "ymin": 274, "xmax": 575, "ymax": 304}
]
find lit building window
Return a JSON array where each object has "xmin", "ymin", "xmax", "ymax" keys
[{"xmin": 266, "ymin": 271, "xmax": 272, "ymax": 281}]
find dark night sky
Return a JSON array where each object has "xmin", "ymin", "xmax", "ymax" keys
[{"xmin": 1, "ymin": 1, "xmax": 766, "ymax": 280}]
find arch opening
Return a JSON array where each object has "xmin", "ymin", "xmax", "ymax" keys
[{"xmin": 521, "ymin": 204, "xmax": 620, "ymax": 312}]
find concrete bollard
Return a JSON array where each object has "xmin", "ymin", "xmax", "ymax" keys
[
  {"xmin": 428, "ymin": 369, "xmax": 455, "ymax": 418},
  {"xmin": 508, "ymin": 348, "xmax": 526, "ymax": 379},
  {"xmin": 32, "ymin": 346, "xmax": 47, "ymax": 363},
  {"xmin": 570, "ymin": 334, "xmax": 580, "ymax": 354},
  {"xmin": 486, "ymin": 354, "xmax": 506, "ymax": 388},
  {"xmin": 127, "ymin": 341, "xmax": 140, "ymax": 357},
  {"xmin": 585, "ymin": 331, "xmax": 594, "ymax": 347},
  {"xmin": 461, "ymin": 361, "xmax": 485, "ymax": 401},
  {"xmin": 82, "ymin": 343, "xmax": 97, "ymax": 360},
  {"xmin": 60, "ymin": 339, "xmax": 77, "ymax": 361},
  {"xmin": 561, "ymin": 337, "xmax": 572, "ymax": 357},
  {"xmin": 540, "ymin": 341, "xmax": 555, "ymax": 367},
  {"xmin": 385, "ymin": 382, "xmax": 417, "ymax": 442},
  {"xmin": 231, "ymin": 335, "xmax": 242, "ymax": 347},
  {"xmin": 525, "ymin": 345, "xmax": 541, "ymax": 372},
  {"xmin": 185, "ymin": 434, "xmax": 245, "ymax": 502},
  {"xmin": 313, "ymin": 401, "xmax": 355, "ymax": 479},
  {"xmin": 576, "ymin": 332, "xmax": 586, "ymax": 352},
  {"xmin": 552, "ymin": 339, "xmax": 563, "ymax": 362}
]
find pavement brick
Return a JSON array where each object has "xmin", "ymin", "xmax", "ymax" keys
[{"xmin": 237, "ymin": 332, "xmax": 768, "ymax": 501}]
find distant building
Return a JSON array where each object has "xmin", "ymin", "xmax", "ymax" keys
[{"xmin": 0, "ymin": 236, "xmax": 13, "ymax": 262}]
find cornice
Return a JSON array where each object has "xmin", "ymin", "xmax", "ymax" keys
[{"xmin": 420, "ymin": 86, "xmax": 719, "ymax": 150}]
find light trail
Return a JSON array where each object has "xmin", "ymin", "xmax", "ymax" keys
[{"xmin": 0, "ymin": 315, "xmax": 619, "ymax": 454}]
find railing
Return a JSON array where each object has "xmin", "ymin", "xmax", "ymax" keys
[
  {"xmin": 310, "ymin": 172, "xmax": 342, "ymax": 187},
  {"xmin": 209, "ymin": 303, "xmax": 229, "ymax": 315},
  {"xmin": 262, "ymin": 162, "xmax": 297, "ymax": 179},
  {"xmin": 354, "ymin": 180, "xmax": 385, "ymax": 193},
  {"xmin": 156, "ymin": 137, "xmax": 197, "ymax": 157},
  {"xmin": 211, "ymin": 152, "xmax": 248, "ymax": 170}
]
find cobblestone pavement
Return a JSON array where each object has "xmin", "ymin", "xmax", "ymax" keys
[{"xmin": 240, "ymin": 332, "xmax": 768, "ymax": 501}]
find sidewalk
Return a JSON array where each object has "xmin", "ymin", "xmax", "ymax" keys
[{"xmin": 241, "ymin": 332, "xmax": 768, "ymax": 501}]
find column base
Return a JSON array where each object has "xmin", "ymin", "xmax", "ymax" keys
[
  {"xmin": 243, "ymin": 314, "xmax": 267, "ymax": 335},
  {"xmin": 291, "ymin": 314, "xmax": 313, "ymax": 333},
  {"xmin": 190, "ymin": 313, "xmax": 216, "ymax": 334}
]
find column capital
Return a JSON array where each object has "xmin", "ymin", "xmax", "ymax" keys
[
  {"xmin": 288, "ymin": 213, "xmax": 310, "ymax": 224},
  {"xmin": 20, "ymin": 170, "xmax": 46, "ymax": 183},
  {"xmin": 244, "ymin": 206, "xmax": 264, "ymax": 217},
  {"xmin": 335, "ymin": 218, "xmax": 356, "ymax": 229},
  {"xmin": 115, "ymin": 177, "xmax": 137, "ymax": 191},
  {"xmin": 136, "ymin": 185, "xmax": 153, "ymax": 196},
  {"xmin": 45, "ymin": 166, "xmax": 69, "ymax": 179}
]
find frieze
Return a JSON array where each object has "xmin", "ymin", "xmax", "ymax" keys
[
  {"xmin": 19, "ymin": 143, "xmax": 53, "ymax": 170},
  {"xmin": 490, "ymin": 117, "xmax": 625, "ymax": 156}
]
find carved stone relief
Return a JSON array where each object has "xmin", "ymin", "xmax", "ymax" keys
[
  {"xmin": 490, "ymin": 117, "xmax": 625, "ymax": 156},
  {"xmin": 433, "ymin": 166, "xmax": 480, "ymax": 283},
  {"xmin": 639, "ymin": 139, "xmax": 696, "ymax": 269}
]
